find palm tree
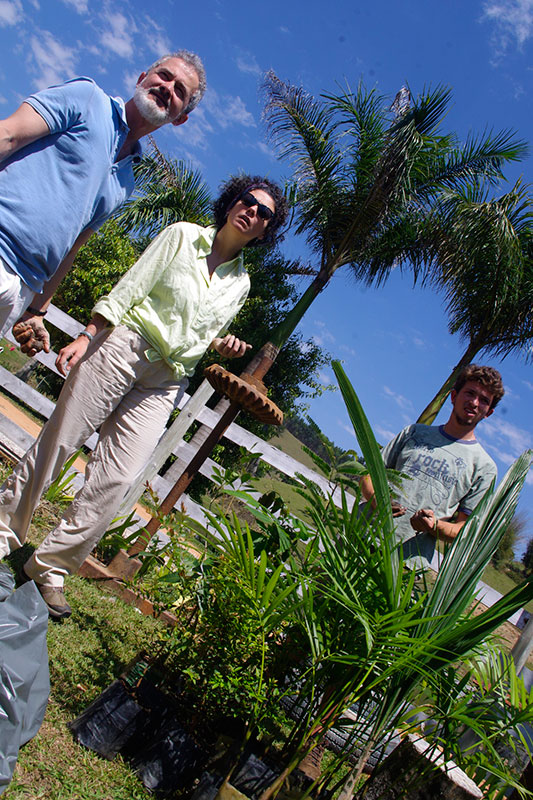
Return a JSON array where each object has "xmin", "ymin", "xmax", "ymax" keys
[
  {"xmin": 416, "ymin": 180, "xmax": 533, "ymax": 424},
  {"xmin": 256, "ymin": 74, "xmax": 526, "ymax": 370},
  {"xmin": 114, "ymin": 138, "xmax": 212, "ymax": 238},
  {"xmin": 129, "ymin": 75, "xmax": 528, "ymax": 551}
]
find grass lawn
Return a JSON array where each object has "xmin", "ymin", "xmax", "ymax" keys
[
  {"xmin": 2, "ymin": 485, "xmax": 162, "ymax": 800},
  {"xmin": 268, "ymin": 429, "xmax": 319, "ymax": 472},
  {"xmin": 251, "ymin": 473, "xmax": 312, "ymax": 521},
  {"xmin": 0, "ymin": 337, "xmax": 27, "ymax": 373},
  {"xmin": 482, "ymin": 563, "xmax": 533, "ymax": 613}
]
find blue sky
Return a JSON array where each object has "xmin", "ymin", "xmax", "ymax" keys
[{"xmin": 1, "ymin": 0, "xmax": 533, "ymax": 553}]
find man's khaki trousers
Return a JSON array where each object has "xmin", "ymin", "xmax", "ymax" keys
[{"xmin": 0, "ymin": 325, "xmax": 185, "ymax": 587}]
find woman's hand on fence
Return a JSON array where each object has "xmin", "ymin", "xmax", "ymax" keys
[
  {"xmin": 12, "ymin": 315, "xmax": 50, "ymax": 356},
  {"xmin": 211, "ymin": 334, "xmax": 252, "ymax": 359},
  {"xmin": 56, "ymin": 337, "xmax": 89, "ymax": 376}
]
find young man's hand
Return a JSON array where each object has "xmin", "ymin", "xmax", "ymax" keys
[
  {"xmin": 391, "ymin": 500, "xmax": 407, "ymax": 517},
  {"xmin": 410, "ymin": 508, "xmax": 436, "ymax": 533}
]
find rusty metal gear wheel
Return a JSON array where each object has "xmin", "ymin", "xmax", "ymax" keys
[{"xmin": 204, "ymin": 364, "xmax": 283, "ymax": 425}]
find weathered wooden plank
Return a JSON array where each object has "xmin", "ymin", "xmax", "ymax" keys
[
  {"xmin": 118, "ymin": 379, "xmax": 215, "ymax": 515},
  {"xmin": 0, "ymin": 365, "xmax": 99, "ymax": 450},
  {"xmin": 0, "ymin": 364, "xmax": 56, "ymax": 419}
]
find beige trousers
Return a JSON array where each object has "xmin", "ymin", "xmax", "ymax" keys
[{"xmin": 0, "ymin": 325, "xmax": 185, "ymax": 587}]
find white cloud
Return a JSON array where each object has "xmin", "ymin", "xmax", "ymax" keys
[
  {"xmin": 502, "ymin": 384, "xmax": 519, "ymax": 402},
  {"xmin": 141, "ymin": 15, "xmax": 171, "ymax": 57},
  {"xmin": 0, "ymin": 94, "xmax": 7, "ymax": 104},
  {"xmin": 157, "ymin": 131, "xmax": 205, "ymax": 172},
  {"xmin": 318, "ymin": 370, "xmax": 334, "ymax": 386},
  {"xmin": 482, "ymin": 0, "xmax": 533, "ymax": 58},
  {"xmin": 224, "ymin": 96, "xmax": 256, "ymax": 127},
  {"xmin": 376, "ymin": 425, "xmax": 396, "ymax": 442},
  {"xmin": 523, "ymin": 380, "xmax": 533, "ymax": 392},
  {"xmin": 173, "ymin": 105, "xmax": 214, "ymax": 150},
  {"xmin": 60, "ymin": 0, "xmax": 88, "ymax": 12},
  {"xmin": 100, "ymin": 10, "xmax": 134, "ymax": 59},
  {"xmin": 173, "ymin": 88, "xmax": 256, "ymax": 153},
  {"xmin": 236, "ymin": 52, "xmax": 262, "ymax": 77},
  {"xmin": 383, "ymin": 385, "xmax": 413, "ymax": 412},
  {"xmin": 29, "ymin": 30, "xmax": 77, "ymax": 89},
  {"xmin": 0, "ymin": 0, "xmax": 22, "ymax": 26},
  {"xmin": 122, "ymin": 69, "xmax": 139, "ymax": 97},
  {"xmin": 480, "ymin": 417, "xmax": 533, "ymax": 480},
  {"xmin": 149, "ymin": 33, "xmax": 172, "ymax": 58},
  {"xmin": 279, "ymin": 26, "xmax": 290, "ymax": 34},
  {"xmin": 481, "ymin": 439, "xmax": 533, "ymax": 485},
  {"xmin": 203, "ymin": 89, "xmax": 256, "ymax": 129},
  {"xmin": 312, "ymin": 320, "xmax": 336, "ymax": 347},
  {"xmin": 484, "ymin": 443, "xmax": 516, "ymax": 465},
  {"xmin": 257, "ymin": 141, "xmax": 275, "ymax": 158},
  {"xmin": 339, "ymin": 344, "xmax": 357, "ymax": 357},
  {"xmin": 338, "ymin": 420, "xmax": 357, "ymax": 439}
]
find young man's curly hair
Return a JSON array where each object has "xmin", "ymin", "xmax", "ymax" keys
[
  {"xmin": 213, "ymin": 174, "xmax": 289, "ymax": 248},
  {"xmin": 453, "ymin": 364, "xmax": 504, "ymax": 409}
]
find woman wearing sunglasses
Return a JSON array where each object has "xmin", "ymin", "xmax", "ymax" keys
[{"xmin": 0, "ymin": 173, "xmax": 288, "ymax": 618}]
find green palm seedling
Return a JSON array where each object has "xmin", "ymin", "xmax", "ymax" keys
[
  {"xmin": 234, "ymin": 362, "xmax": 533, "ymax": 799},
  {"xmin": 412, "ymin": 649, "xmax": 533, "ymax": 797},
  {"xmin": 150, "ymin": 361, "xmax": 533, "ymax": 798}
]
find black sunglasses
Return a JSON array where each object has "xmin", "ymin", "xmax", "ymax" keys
[{"xmin": 239, "ymin": 191, "xmax": 275, "ymax": 222}]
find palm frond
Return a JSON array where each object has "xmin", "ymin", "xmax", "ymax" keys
[{"xmin": 115, "ymin": 144, "xmax": 212, "ymax": 238}]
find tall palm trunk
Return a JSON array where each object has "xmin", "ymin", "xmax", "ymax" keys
[
  {"xmin": 268, "ymin": 274, "xmax": 329, "ymax": 351},
  {"xmin": 416, "ymin": 339, "xmax": 481, "ymax": 425}
]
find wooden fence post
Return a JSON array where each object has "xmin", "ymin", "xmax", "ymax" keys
[{"xmin": 117, "ymin": 379, "xmax": 215, "ymax": 517}]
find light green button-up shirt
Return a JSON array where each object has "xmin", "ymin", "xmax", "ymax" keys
[{"xmin": 93, "ymin": 222, "xmax": 250, "ymax": 379}]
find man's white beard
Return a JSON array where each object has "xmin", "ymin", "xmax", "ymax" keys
[{"xmin": 133, "ymin": 85, "xmax": 172, "ymax": 126}]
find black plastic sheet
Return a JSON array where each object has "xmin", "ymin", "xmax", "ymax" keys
[
  {"xmin": 129, "ymin": 714, "xmax": 206, "ymax": 795},
  {"xmin": 232, "ymin": 753, "xmax": 280, "ymax": 799},
  {"xmin": 68, "ymin": 680, "xmax": 147, "ymax": 759},
  {"xmin": 71, "ymin": 676, "xmax": 210, "ymax": 796},
  {"xmin": 0, "ymin": 564, "xmax": 50, "ymax": 795}
]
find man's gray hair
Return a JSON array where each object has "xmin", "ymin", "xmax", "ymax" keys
[{"xmin": 147, "ymin": 51, "xmax": 206, "ymax": 115}]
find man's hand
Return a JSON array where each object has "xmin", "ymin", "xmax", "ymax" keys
[
  {"xmin": 360, "ymin": 475, "xmax": 406, "ymax": 516},
  {"xmin": 211, "ymin": 334, "xmax": 252, "ymax": 359},
  {"xmin": 56, "ymin": 337, "xmax": 89, "ymax": 377},
  {"xmin": 410, "ymin": 508, "xmax": 436, "ymax": 534},
  {"xmin": 391, "ymin": 500, "xmax": 407, "ymax": 517},
  {"xmin": 12, "ymin": 315, "xmax": 50, "ymax": 356}
]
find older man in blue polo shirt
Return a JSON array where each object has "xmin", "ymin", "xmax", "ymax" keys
[{"xmin": 0, "ymin": 50, "xmax": 205, "ymax": 354}]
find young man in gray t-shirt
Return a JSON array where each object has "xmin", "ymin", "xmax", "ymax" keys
[{"xmin": 361, "ymin": 365, "xmax": 504, "ymax": 569}]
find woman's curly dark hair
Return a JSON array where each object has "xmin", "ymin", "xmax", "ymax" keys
[{"xmin": 212, "ymin": 174, "xmax": 289, "ymax": 248}]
